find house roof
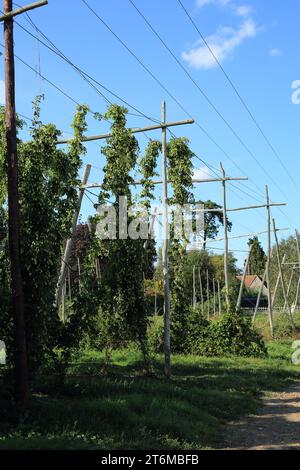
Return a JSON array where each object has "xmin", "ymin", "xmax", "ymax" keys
[{"xmin": 236, "ymin": 274, "xmax": 264, "ymax": 288}]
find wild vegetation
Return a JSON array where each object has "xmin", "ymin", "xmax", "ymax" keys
[{"xmin": 1, "ymin": 100, "xmax": 300, "ymax": 450}]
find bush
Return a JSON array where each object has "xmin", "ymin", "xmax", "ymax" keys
[
  {"xmin": 203, "ymin": 312, "xmax": 267, "ymax": 358},
  {"xmin": 185, "ymin": 306, "xmax": 210, "ymax": 354},
  {"xmin": 148, "ymin": 316, "xmax": 164, "ymax": 355},
  {"xmin": 274, "ymin": 316, "xmax": 297, "ymax": 339},
  {"xmin": 149, "ymin": 308, "xmax": 266, "ymax": 359}
]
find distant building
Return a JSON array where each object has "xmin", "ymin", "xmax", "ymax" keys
[
  {"xmin": 237, "ymin": 274, "xmax": 268, "ymax": 295},
  {"xmin": 236, "ymin": 274, "xmax": 268, "ymax": 308}
]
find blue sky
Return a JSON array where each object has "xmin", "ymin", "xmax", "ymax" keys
[{"xmin": 2, "ymin": 0, "xmax": 300, "ymax": 267}]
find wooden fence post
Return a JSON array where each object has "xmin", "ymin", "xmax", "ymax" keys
[{"xmin": 273, "ymin": 219, "xmax": 295, "ymax": 329}]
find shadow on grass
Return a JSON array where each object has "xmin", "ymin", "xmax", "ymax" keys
[{"xmin": 0, "ymin": 346, "xmax": 299, "ymax": 450}]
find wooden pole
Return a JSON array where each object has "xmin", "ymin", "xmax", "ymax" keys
[
  {"xmin": 252, "ymin": 262, "xmax": 268, "ymax": 325},
  {"xmin": 162, "ymin": 100, "xmax": 171, "ymax": 378},
  {"xmin": 55, "ymin": 164, "xmax": 91, "ymax": 307},
  {"xmin": 294, "ymin": 278, "xmax": 300, "ymax": 313},
  {"xmin": 213, "ymin": 278, "xmax": 216, "ymax": 316},
  {"xmin": 294, "ymin": 230, "xmax": 300, "ymax": 313},
  {"xmin": 192, "ymin": 265, "xmax": 196, "ymax": 308},
  {"xmin": 0, "ymin": 0, "xmax": 48, "ymax": 21},
  {"xmin": 198, "ymin": 267, "xmax": 204, "ymax": 314},
  {"xmin": 273, "ymin": 218, "xmax": 295, "ymax": 329},
  {"xmin": 217, "ymin": 280, "xmax": 222, "ymax": 315},
  {"xmin": 283, "ymin": 270, "xmax": 294, "ymax": 311},
  {"xmin": 265, "ymin": 186, "xmax": 274, "ymax": 337},
  {"xmin": 68, "ymin": 267, "xmax": 71, "ymax": 301},
  {"xmin": 220, "ymin": 163, "xmax": 230, "ymax": 310},
  {"xmin": 272, "ymin": 254, "xmax": 286, "ymax": 308},
  {"xmin": 227, "ymin": 203, "xmax": 286, "ymax": 213},
  {"xmin": 206, "ymin": 269, "xmax": 210, "ymax": 320},
  {"xmin": 57, "ymin": 118, "xmax": 194, "ymax": 145},
  {"xmin": 3, "ymin": 0, "xmax": 32, "ymax": 407},
  {"xmin": 236, "ymin": 244, "xmax": 253, "ymax": 311},
  {"xmin": 129, "ymin": 176, "xmax": 248, "ymax": 187},
  {"xmin": 295, "ymin": 229, "xmax": 300, "ymax": 264},
  {"xmin": 77, "ymin": 257, "xmax": 81, "ymax": 294},
  {"xmin": 205, "ymin": 228, "xmax": 289, "ymax": 245},
  {"xmin": 62, "ymin": 279, "xmax": 66, "ymax": 323},
  {"xmin": 3, "ymin": 0, "xmax": 29, "ymax": 404}
]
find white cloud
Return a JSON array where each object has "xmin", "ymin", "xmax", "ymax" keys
[
  {"xmin": 0, "ymin": 80, "xmax": 5, "ymax": 105},
  {"xmin": 193, "ymin": 166, "xmax": 211, "ymax": 180},
  {"xmin": 234, "ymin": 5, "xmax": 253, "ymax": 17},
  {"xmin": 196, "ymin": 0, "xmax": 253, "ymax": 17},
  {"xmin": 269, "ymin": 48, "xmax": 282, "ymax": 57},
  {"xmin": 182, "ymin": 19, "xmax": 258, "ymax": 69},
  {"xmin": 196, "ymin": 0, "xmax": 230, "ymax": 7}
]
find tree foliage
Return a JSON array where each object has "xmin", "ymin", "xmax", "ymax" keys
[
  {"xmin": 89, "ymin": 105, "xmax": 150, "ymax": 363},
  {"xmin": 247, "ymin": 236, "xmax": 266, "ymax": 276},
  {"xmin": 196, "ymin": 200, "xmax": 232, "ymax": 249},
  {"xmin": 0, "ymin": 98, "xmax": 89, "ymax": 372}
]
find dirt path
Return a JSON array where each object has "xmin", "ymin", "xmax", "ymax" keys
[{"xmin": 223, "ymin": 382, "xmax": 300, "ymax": 450}]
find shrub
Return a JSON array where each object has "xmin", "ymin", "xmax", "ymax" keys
[
  {"xmin": 148, "ymin": 316, "xmax": 164, "ymax": 355},
  {"xmin": 149, "ymin": 309, "xmax": 266, "ymax": 359},
  {"xmin": 274, "ymin": 316, "xmax": 296, "ymax": 339},
  {"xmin": 185, "ymin": 306, "xmax": 210, "ymax": 354},
  {"xmin": 203, "ymin": 312, "xmax": 267, "ymax": 358}
]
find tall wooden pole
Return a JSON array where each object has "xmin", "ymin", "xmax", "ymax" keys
[
  {"xmin": 77, "ymin": 257, "xmax": 81, "ymax": 294},
  {"xmin": 206, "ymin": 269, "xmax": 210, "ymax": 320},
  {"xmin": 294, "ymin": 278, "xmax": 300, "ymax": 312},
  {"xmin": 213, "ymin": 278, "xmax": 217, "ymax": 315},
  {"xmin": 220, "ymin": 163, "xmax": 230, "ymax": 310},
  {"xmin": 283, "ymin": 270, "xmax": 294, "ymax": 311},
  {"xmin": 217, "ymin": 280, "xmax": 222, "ymax": 315},
  {"xmin": 272, "ymin": 254, "xmax": 286, "ymax": 308},
  {"xmin": 3, "ymin": 0, "xmax": 30, "ymax": 407},
  {"xmin": 294, "ymin": 230, "xmax": 300, "ymax": 312},
  {"xmin": 265, "ymin": 186, "xmax": 274, "ymax": 337},
  {"xmin": 162, "ymin": 100, "xmax": 171, "ymax": 378},
  {"xmin": 198, "ymin": 267, "xmax": 204, "ymax": 314},
  {"xmin": 55, "ymin": 164, "xmax": 91, "ymax": 307},
  {"xmin": 236, "ymin": 244, "xmax": 253, "ymax": 311},
  {"xmin": 252, "ymin": 261, "xmax": 268, "ymax": 325},
  {"xmin": 192, "ymin": 265, "xmax": 196, "ymax": 308},
  {"xmin": 273, "ymin": 218, "xmax": 295, "ymax": 329}
]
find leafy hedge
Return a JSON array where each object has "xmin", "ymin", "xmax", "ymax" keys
[{"xmin": 151, "ymin": 309, "xmax": 267, "ymax": 358}]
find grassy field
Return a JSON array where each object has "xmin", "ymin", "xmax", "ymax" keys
[{"xmin": 0, "ymin": 333, "xmax": 300, "ymax": 450}]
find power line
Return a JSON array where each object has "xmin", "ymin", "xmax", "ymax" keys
[
  {"xmin": 17, "ymin": 3, "xmax": 268, "ymax": 208},
  {"xmin": 16, "ymin": 5, "xmax": 261, "ymax": 208},
  {"xmin": 127, "ymin": 0, "xmax": 300, "ymax": 216},
  {"xmin": 176, "ymin": 0, "xmax": 300, "ymax": 193},
  {"xmin": 13, "ymin": 16, "xmax": 161, "ymax": 124},
  {"xmin": 84, "ymin": 0, "xmax": 298, "ymax": 218},
  {"xmin": 13, "ymin": 5, "xmax": 294, "ymax": 228}
]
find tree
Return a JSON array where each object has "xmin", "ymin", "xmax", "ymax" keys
[
  {"xmin": 247, "ymin": 236, "xmax": 266, "ymax": 276},
  {"xmin": 0, "ymin": 98, "xmax": 89, "ymax": 376},
  {"xmin": 196, "ymin": 200, "xmax": 232, "ymax": 250}
]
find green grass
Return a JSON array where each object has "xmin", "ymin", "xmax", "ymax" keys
[
  {"xmin": 253, "ymin": 311, "xmax": 300, "ymax": 339},
  {"xmin": 1, "ymin": 339, "xmax": 300, "ymax": 450}
]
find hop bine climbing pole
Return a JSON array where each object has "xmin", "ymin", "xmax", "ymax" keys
[
  {"xmin": 55, "ymin": 164, "xmax": 91, "ymax": 308},
  {"xmin": 1, "ymin": 0, "xmax": 48, "ymax": 407},
  {"xmin": 57, "ymin": 100, "xmax": 194, "ymax": 379}
]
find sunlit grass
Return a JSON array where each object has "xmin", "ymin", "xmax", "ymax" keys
[{"xmin": 1, "ymin": 339, "xmax": 299, "ymax": 450}]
